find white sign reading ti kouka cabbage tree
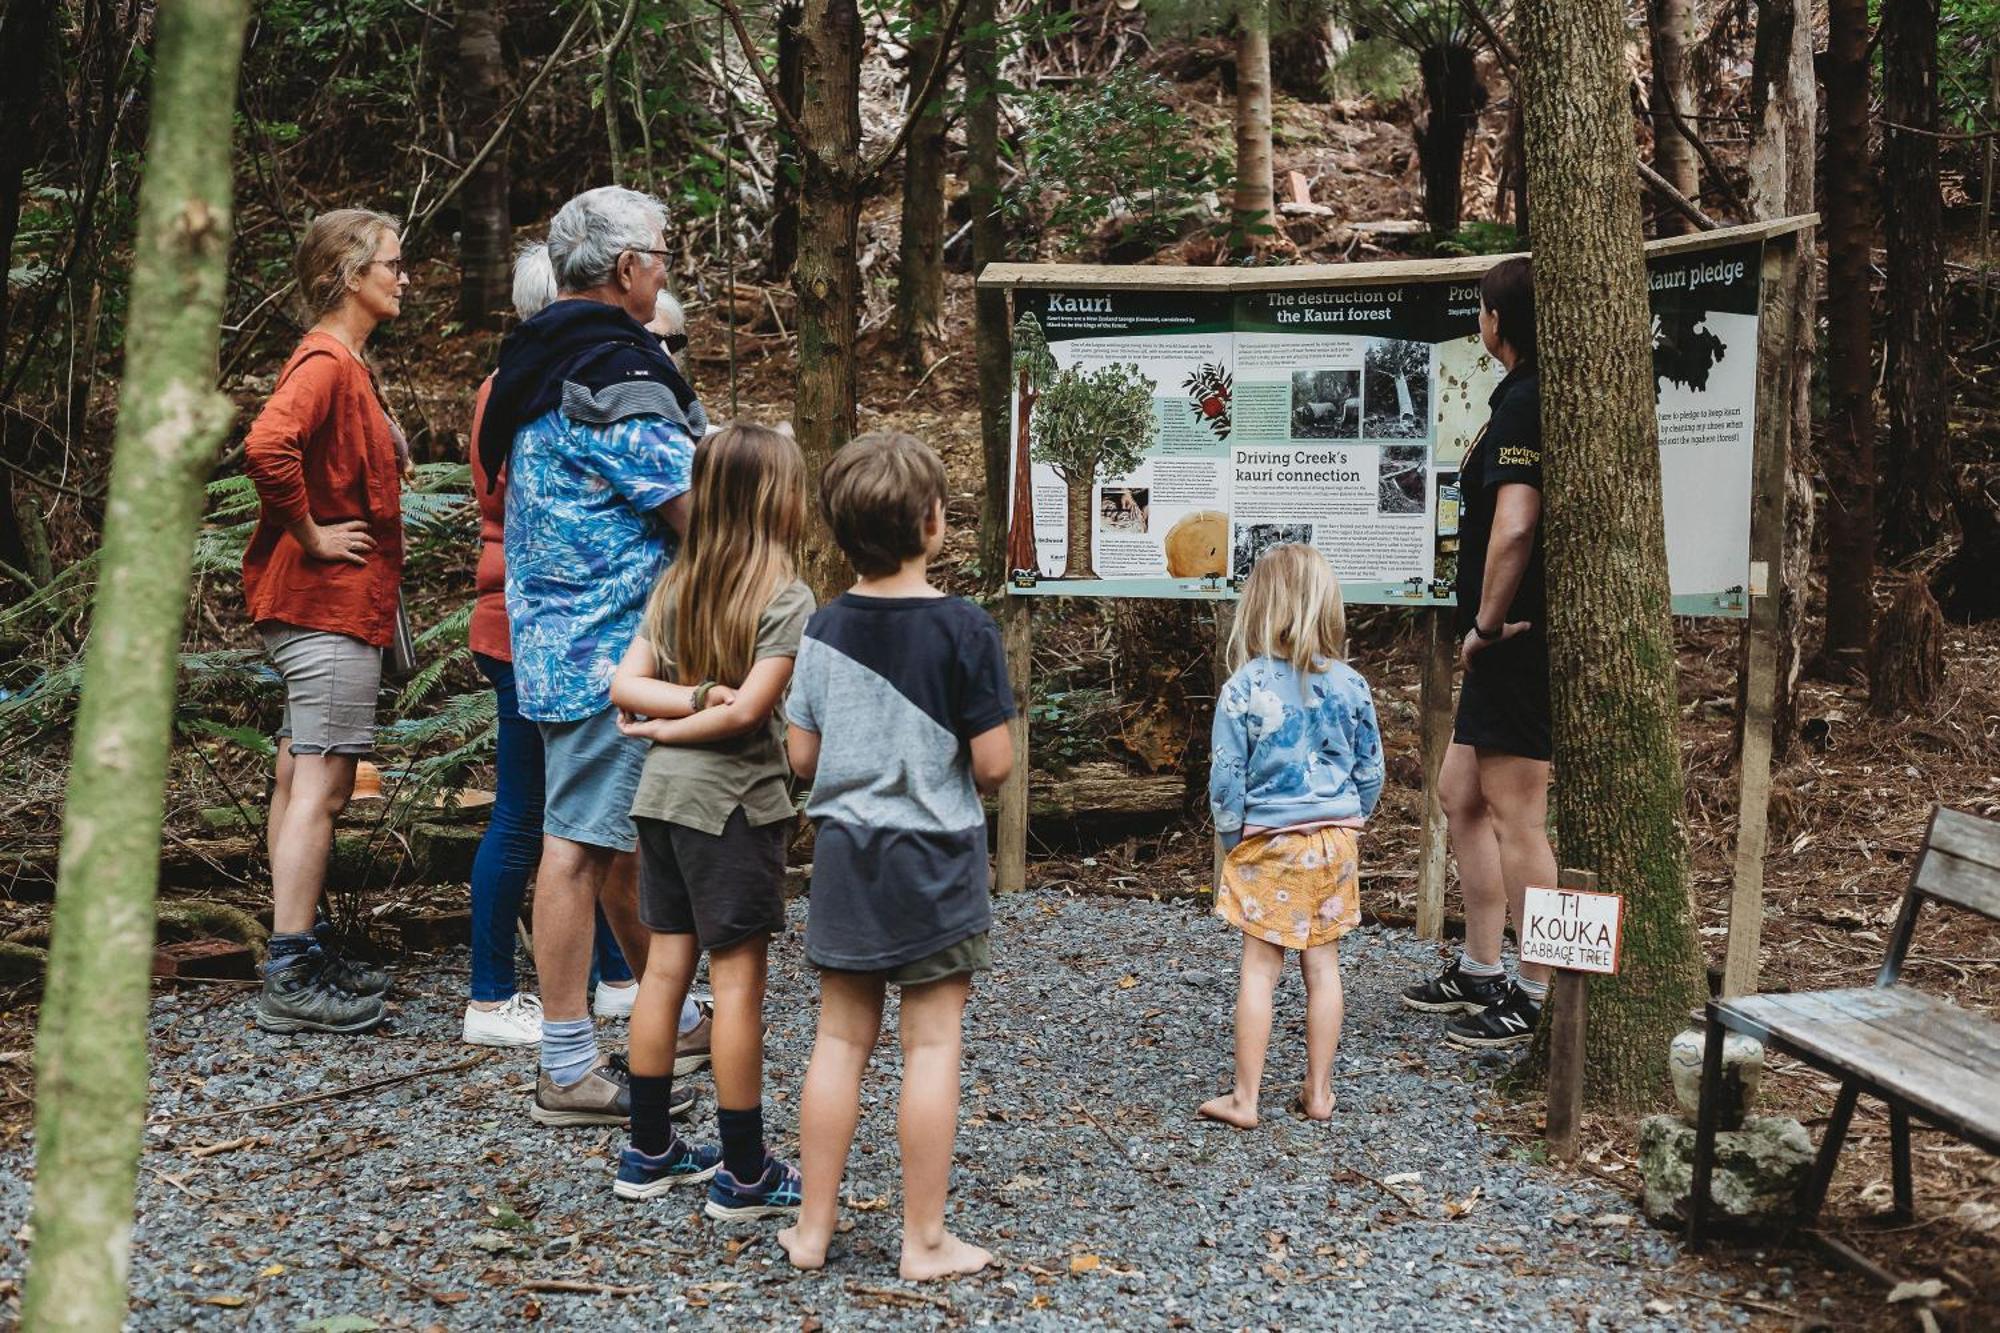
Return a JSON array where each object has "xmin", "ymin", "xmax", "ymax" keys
[
  {"xmin": 1520, "ymin": 885, "xmax": 1626, "ymax": 974},
  {"xmin": 1000, "ymin": 232, "xmax": 1766, "ymax": 615}
]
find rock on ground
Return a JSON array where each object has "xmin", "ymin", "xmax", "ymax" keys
[{"xmin": 0, "ymin": 892, "xmax": 1727, "ymax": 1330}]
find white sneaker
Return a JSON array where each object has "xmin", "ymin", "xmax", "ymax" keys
[
  {"xmin": 594, "ymin": 980, "xmax": 638, "ymax": 1020},
  {"xmin": 462, "ymin": 993, "xmax": 543, "ymax": 1047}
]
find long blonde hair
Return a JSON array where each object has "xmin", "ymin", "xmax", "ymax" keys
[
  {"xmin": 639, "ymin": 423, "xmax": 807, "ymax": 688},
  {"xmin": 1228, "ymin": 542, "xmax": 1347, "ymax": 675}
]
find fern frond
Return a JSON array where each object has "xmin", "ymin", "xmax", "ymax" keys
[
  {"xmin": 393, "ymin": 643, "xmax": 471, "ymax": 715},
  {"xmin": 414, "ymin": 599, "xmax": 475, "ymax": 650}
]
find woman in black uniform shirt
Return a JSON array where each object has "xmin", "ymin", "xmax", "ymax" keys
[{"xmin": 1401, "ymin": 257, "xmax": 1559, "ymax": 1048}]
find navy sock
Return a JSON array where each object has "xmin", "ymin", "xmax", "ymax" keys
[
  {"xmin": 629, "ymin": 1074, "xmax": 677, "ymax": 1158},
  {"xmin": 718, "ymin": 1105, "xmax": 765, "ymax": 1182},
  {"xmin": 267, "ymin": 932, "xmax": 315, "ymax": 973}
]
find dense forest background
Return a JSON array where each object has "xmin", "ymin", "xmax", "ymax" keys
[{"xmin": 0, "ymin": 0, "xmax": 1998, "ymax": 1314}]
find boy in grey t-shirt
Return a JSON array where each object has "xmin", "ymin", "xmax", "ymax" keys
[{"xmin": 779, "ymin": 432, "xmax": 1014, "ymax": 1282}]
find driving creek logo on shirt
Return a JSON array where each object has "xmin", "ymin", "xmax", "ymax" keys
[{"xmin": 1497, "ymin": 446, "xmax": 1541, "ymax": 468}]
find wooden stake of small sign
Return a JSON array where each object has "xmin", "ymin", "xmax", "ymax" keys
[{"xmin": 1525, "ymin": 868, "xmax": 1625, "ymax": 1163}]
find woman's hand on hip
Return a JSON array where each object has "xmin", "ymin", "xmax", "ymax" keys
[
  {"xmin": 1460, "ymin": 621, "xmax": 1533, "ymax": 673},
  {"xmin": 302, "ymin": 519, "xmax": 376, "ymax": 566}
]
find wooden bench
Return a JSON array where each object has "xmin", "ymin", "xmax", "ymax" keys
[{"xmin": 1688, "ymin": 805, "xmax": 2000, "ymax": 1245}]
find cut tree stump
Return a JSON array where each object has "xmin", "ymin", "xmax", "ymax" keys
[
  {"xmin": 1868, "ymin": 573, "xmax": 1946, "ymax": 716},
  {"xmin": 983, "ymin": 762, "xmax": 1185, "ymax": 826}
]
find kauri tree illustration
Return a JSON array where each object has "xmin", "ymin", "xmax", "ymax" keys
[
  {"xmin": 1008, "ymin": 311, "xmax": 1057, "ymax": 576},
  {"xmin": 1030, "ymin": 360, "xmax": 1155, "ymax": 579}
]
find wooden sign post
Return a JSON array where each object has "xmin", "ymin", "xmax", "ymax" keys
[{"xmin": 1522, "ymin": 868, "xmax": 1624, "ymax": 1163}]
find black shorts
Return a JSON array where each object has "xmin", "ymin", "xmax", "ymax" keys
[
  {"xmin": 1453, "ymin": 631, "xmax": 1552, "ymax": 761},
  {"xmin": 635, "ymin": 808, "xmax": 789, "ymax": 951}
]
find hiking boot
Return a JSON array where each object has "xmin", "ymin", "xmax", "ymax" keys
[
  {"xmin": 255, "ymin": 955, "xmax": 386, "ymax": 1035},
  {"xmin": 1400, "ymin": 957, "xmax": 1508, "ymax": 1016},
  {"xmin": 531, "ymin": 1055, "xmax": 633, "ymax": 1126},
  {"xmin": 674, "ymin": 1000, "xmax": 713, "ymax": 1076},
  {"xmin": 613, "ymin": 1139, "xmax": 721, "ymax": 1200},
  {"xmin": 704, "ymin": 1155, "xmax": 803, "ymax": 1221},
  {"xmin": 1443, "ymin": 980, "xmax": 1543, "ymax": 1049},
  {"xmin": 313, "ymin": 922, "xmax": 391, "ymax": 997}
]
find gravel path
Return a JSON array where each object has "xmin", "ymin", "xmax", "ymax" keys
[{"xmin": 0, "ymin": 891, "xmax": 1754, "ymax": 1330}]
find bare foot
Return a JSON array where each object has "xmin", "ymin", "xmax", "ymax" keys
[
  {"xmin": 778, "ymin": 1224, "xmax": 829, "ymax": 1271},
  {"xmin": 1197, "ymin": 1091, "xmax": 1259, "ymax": 1129},
  {"xmin": 1294, "ymin": 1091, "xmax": 1336, "ymax": 1122},
  {"xmin": 899, "ymin": 1229, "xmax": 992, "ymax": 1282}
]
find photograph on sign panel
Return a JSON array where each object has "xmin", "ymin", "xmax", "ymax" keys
[
  {"xmin": 1289, "ymin": 369, "xmax": 1361, "ymax": 440},
  {"xmin": 1361, "ymin": 338, "xmax": 1432, "ymax": 441},
  {"xmin": 1232, "ymin": 522, "xmax": 1313, "ymax": 578},
  {"xmin": 1377, "ymin": 445, "xmax": 1427, "ymax": 515},
  {"xmin": 1099, "ymin": 485, "xmax": 1149, "ymax": 534}
]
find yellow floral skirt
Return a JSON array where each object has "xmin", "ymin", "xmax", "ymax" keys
[{"xmin": 1216, "ymin": 825, "xmax": 1361, "ymax": 950}]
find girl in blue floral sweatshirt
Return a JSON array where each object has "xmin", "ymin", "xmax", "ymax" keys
[{"xmin": 1201, "ymin": 544, "xmax": 1383, "ymax": 1128}]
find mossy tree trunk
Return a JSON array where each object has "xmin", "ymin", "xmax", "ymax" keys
[
  {"xmin": 967, "ymin": 0, "xmax": 1010, "ymax": 585},
  {"xmin": 22, "ymin": 0, "xmax": 250, "ymax": 1325},
  {"xmin": 1879, "ymin": 0, "xmax": 1951, "ymax": 557},
  {"xmin": 1820, "ymin": 0, "xmax": 1875, "ymax": 678},
  {"xmin": 1744, "ymin": 0, "xmax": 1815, "ymax": 754},
  {"xmin": 1232, "ymin": 0, "xmax": 1274, "ymax": 255},
  {"xmin": 795, "ymin": 0, "xmax": 863, "ymax": 601},
  {"xmin": 1517, "ymin": 0, "xmax": 1706, "ymax": 1107},
  {"xmin": 893, "ymin": 0, "xmax": 949, "ymax": 372}
]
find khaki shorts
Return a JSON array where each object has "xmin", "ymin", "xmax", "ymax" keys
[
  {"xmin": 821, "ymin": 932, "xmax": 991, "ymax": 988},
  {"xmin": 263, "ymin": 624, "xmax": 382, "ymax": 757}
]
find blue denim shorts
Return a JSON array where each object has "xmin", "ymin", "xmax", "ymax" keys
[{"xmin": 537, "ymin": 705, "xmax": 647, "ymax": 852}]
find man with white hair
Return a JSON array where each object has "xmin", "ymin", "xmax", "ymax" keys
[{"xmin": 476, "ymin": 186, "xmax": 706, "ymax": 1125}]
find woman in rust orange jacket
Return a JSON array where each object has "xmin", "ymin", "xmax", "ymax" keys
[{"xmin": 240, "ymin": 207, "xmax": 409, "ymax": 1036}]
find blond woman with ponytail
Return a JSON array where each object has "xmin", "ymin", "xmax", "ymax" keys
[
  {"xmin": 1201, "ymin": 543, "xmax": 1384, "ymax": 1129},
  {"xmin": 607, "ymin": 423, "xmax": 815, "ymax": 1214}
]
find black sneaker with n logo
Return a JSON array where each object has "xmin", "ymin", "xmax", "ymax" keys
[
  {"xmin": 1443, "ymin": 981, "xmax": 1542, "ymax": 1049},
  {"xmin": 1400, "ymin": 958, "xmax": 1508, "ymax": 1015}
]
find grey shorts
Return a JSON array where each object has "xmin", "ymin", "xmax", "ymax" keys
[
  {"xmin": 538, "ymin": 705, "xmax": 647, "ymax": 852},
  {"xmin": 821, "ymin": 932, "xmax": 991, "ymax": 988},
  {"xmin": 262, "ymin": 625, "xmax": 382, "ymax": 757}
]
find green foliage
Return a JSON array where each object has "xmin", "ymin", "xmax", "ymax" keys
[
  {"xmin": 1327, "ymin": 34, "xmax": 1418, "ymax": 101},
  {"xmin": 1030, "ymin": 362, "xmax": 1157, "ymax": 485},
  {"xmin": 1422, "ymin": 221, "xmax": 1521, "ymax": 256},
  {"xmin": 1028, "ymin": 685, "xmax": 1120, "ymax": 769},
  {"xmin": 1006, "ymin": 66, "xmax": 1228, "ymax": 255},
  {"xmin": 1940, "ymin": 0, "xmax": 2000, "ymax": 132}
]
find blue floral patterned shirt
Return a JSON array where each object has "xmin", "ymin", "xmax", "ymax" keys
[
  {"xmin": 1210, "ymin": 656, "xmax": 1384, "ymax": 848},
  {"xmin": 504, "ymin": 407, "xmax": 694, "ymax": 722}
]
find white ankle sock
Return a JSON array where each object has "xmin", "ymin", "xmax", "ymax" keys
[
  {"xmin": 1457, "ymin": 950, "xmax": 1504, "ymax": 978},
  {"xmin": 1515, "ymin": 975, "xmax": 1549, "ymax": 1002}
]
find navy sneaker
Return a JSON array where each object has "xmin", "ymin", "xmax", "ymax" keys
[
  {"xmin": 1443, "ymin": 980, "xmax": 1543, "ymax": 1049},
  {"xmin": 1400, "ymin": 957, "xmax": 1508, "ymax": 1015},
  {"xmin": 613, "ymin": 1139, "xmax": 721, "ymax": 1200},
  {"xmin": 703, "ymin": 1156, "xmax": 803, "ymax": 1221}
]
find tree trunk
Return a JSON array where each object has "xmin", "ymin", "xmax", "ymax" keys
[
  {"xmin": 453, "ymin": 0, "xmax": 511, "ymax": 329},
  {"xmin": 1232, "ymin": 0, "xmax": 1274, "ymax": 255},
  {"xmin": 0, "ymin": 0, "xmax": 54, "ymax": 369},
  {"xmin": 1517, "ymin": 0, "xmax": 1707, "ymax": 1107},
  {"xmin": 1414, "ymin": 41, "xmax": 1481, "ymax": 236},
  {"xmin": 1821, "ymin": 0, "xmax": 1876, "ymax": 678},
  {"xmin": 1867, "ymin": 573, "xmax": 1945, "ymax": 716},
  {"xmin": 21, "ymin": 0, "xmax": 249, "ymax": 1325},
  {"xmin": 1647, "ymin": 0, "xmax": 1701, "ymax": 235},
  {"xmin": 968, "ymin": 0, "xmax": 1011, "ymax": 585},
  {"xmin": 1007, "ymin": 370, "xmax": 1039, "ymax": 575},
  {"xmin": 795, "ymin": 0, "xmax": 863, "ymax": 601},
  {"xmin": 893, "ymin": 0, "xmax": 949, "ymax": 373},
  {"xmin": 1879, "ymin": 0, "xmax": 1951, "ymax": 556},
  {"xmin": 1745, "ymin": 0, "xmax": 1815, "ymax": 753},
  {"xmin": 1060, "ymin": 472, "xmax": 1096, "ymax": 580},
  {"xmin": 767, "ymin": 0, "xmax": 806, "ymax": 282}
]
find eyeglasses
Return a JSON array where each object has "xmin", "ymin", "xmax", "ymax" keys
[
  {"xmin": 629, "ymin": 249, "xmax": 673, "ymax": 264},
  {"xmin": 366, "ymin": 257, "xmax": 409, "ymax": 278},
  {"xmin": 663, "ymin": 333, "xmax": 689, "ymax": 355}
]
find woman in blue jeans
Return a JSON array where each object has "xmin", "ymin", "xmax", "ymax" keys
[{"xmin": 460, "ymin": 246, "xmax": 711, "ymax": 1055}]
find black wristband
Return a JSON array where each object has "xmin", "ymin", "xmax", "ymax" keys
[{"xmin": 1473, "ymin": 622, "xmax": 1503, "ymax": 642}]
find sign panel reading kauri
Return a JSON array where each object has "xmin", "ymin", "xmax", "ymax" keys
[{"xmin": 1521, "ymin": 886, "xmax": 1625, "ymax": 974}]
